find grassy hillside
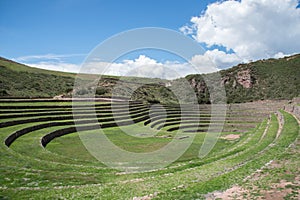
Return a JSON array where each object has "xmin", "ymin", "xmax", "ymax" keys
[
  {"xmin": 183, "ymin": 54, "xmax": 300, "ymax": 103},
  {"xmin": 0, "ymin": 57, "xmax": 168, "ymax": 100},
  {"xmin": 0, "ymin": 57, "xmax": 76, "ymax": 98},
  {"xmin": 0, "ymin": 57, "xmax": 76, "ymax": 77},
  {"xmin": 0, "ymin": 54, "xmax": 299, "ymax": 103}
]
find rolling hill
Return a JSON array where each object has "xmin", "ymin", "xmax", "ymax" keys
[
  {"xmin": 0, "ymin": 54, "xmax": 299, "ymax": 103},
  {"xmin": 182, "ymin": 54, "xmax": 300, "ymax": 103},
  {"xmin": 0, "ymin": 57, "xmax": 76, "ymax": 98}
]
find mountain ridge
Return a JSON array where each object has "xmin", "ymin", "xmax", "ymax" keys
[{"xmin": 0, "ymin": 54, "xmax": 299, "ymax": 103}]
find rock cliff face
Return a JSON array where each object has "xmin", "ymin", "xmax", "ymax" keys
[
  {"xmin": 190, "ymin": 78, "xmax": 207, "ymax": 93},
  {"xmin": 220, "ymin": 68, "xmax": 255, "ymax": 89},
  {"xmin": 184, "ymin": 53, "xmax": 300, "ymax": 103},
  {"xmin": 236, "ymin": 69, "xmax": 253, "ymax": 89}
]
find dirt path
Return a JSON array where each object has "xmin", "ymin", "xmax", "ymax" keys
[
  {"xmin": 275, "ymin": 111, "xmax": 284, "ymax": 140},
  {"xmin": 259, "ymin": 114, "xmax": 271, "ymax": 142}
]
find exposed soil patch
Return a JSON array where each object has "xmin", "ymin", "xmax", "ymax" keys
[
  {"xmin": 209, "ymin": 176, "xmax": 300, "ymax": 200},
  {"xmin": 208, "ymin": 185, "xmax": 249, "ymax": 199},
  {"xmin": 260, "ymin": 180, "xmax": 295, "ymax": 200},
  {"xmin": 133, "ymin": 192, "xmax": 158, "ymax": 200},
  {"xmin": 221, "ymin": 134, "xmax": 241, "ymax": 140}
]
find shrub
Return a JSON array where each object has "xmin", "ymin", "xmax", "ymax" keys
[{"xmin": 96, "ymin": 87, "xmax": 108, "ymax": 95}]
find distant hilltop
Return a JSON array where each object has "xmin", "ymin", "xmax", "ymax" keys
[{"xmin": 0, "ymin": 54, "xmax": 299, "ymax": 104}]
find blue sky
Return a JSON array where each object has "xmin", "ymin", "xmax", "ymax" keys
[
  {"xmin": 1, "ymin": 0, "xmax": 300, "ymax": 78},
  {"xmin": 0, "ymin": 0, "xmax": 213, "ymax": 59}
]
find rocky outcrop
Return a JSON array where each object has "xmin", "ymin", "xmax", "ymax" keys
[
  {"xmin": 284, "ymin": 104, "xmax": 300, "ymax": 120},
  {"xmin": 221, "ymin": 76, "xmax": 230, "ymax": 86},
  {"xmin": 236, "ymin": 69, "xmax": 253, "ymax": 89},
  {"xmin": 165, "ymin": 82, "xmax": 172, "ymax": 87},
  {"xmin": 190, "ymin": 78, "xmax": 207, "ymax": 93}
]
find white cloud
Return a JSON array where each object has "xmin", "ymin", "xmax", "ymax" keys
[
  {"xmin": 14, "ymin": 53, "xmax": 86, "ymax": 73},
  {"xmin": 204, "ymin": 49, "xmax": 242, "ymax": 69},
  {"xmin": 18, "ymin": 54, "xmax": 221, "ymax": 79},
  {"xmin": 190, "ymin": 54, "xmax": 219, "ymax": 73},
  {"xmin": 82, "ymin": 55, "xmax": 219, "ymax": 79},
  {"xmin": 179, "ymin": 25, "xmax": 194, "ymax": 35},
  {"xmin": 183, "ymin": 0, "xmax": 300, "ymax": 61},
  {"xmin": 15, "ymin": 53, "xmax": 86, "ymax": 62},
  {"xmin": 273, "ymin": 52, "xmax": 290, "ymax": 59},
  {"xmin": 24, "ymin": 62, "xmax": 81, "ymax": 73},
  {"xmin": 188, "ymin": 50, "xmax": 241, "ymax": 71}
]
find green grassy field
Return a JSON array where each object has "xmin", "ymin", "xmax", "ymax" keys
[{"xmin": 0, "ymin": 100, "xmax": 299, "ymax": 199}]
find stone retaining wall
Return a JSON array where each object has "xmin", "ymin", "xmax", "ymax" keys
[{"xmin": 284, "ymin": 105, "xmax": 300, "ymax": 120}]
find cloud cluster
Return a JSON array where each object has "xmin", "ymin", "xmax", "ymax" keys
[
  {"xmin": 18, "ymin": 54, "xmax": 220, "ymax": 79},
  {"xmin": 181, "ymin": 0, "xmax": 300, "ymax": 61},
  {"xmin": 25, "ymin": 62, "xmax": 81, "ymax": 73},
  {"xmin": 83, "ymin": 55, "xmax": 219, "ymax": 79},
  {"xmin": 15, "ymin": 53, "xmax": 86, "ymax": 73},
  {"xmin": 203, "ymin": 49, "xmax": 242, "ymax": 69},
  {"xmin": 16, "ymin": 53, "xmax": 86, "ymax": 62}
]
